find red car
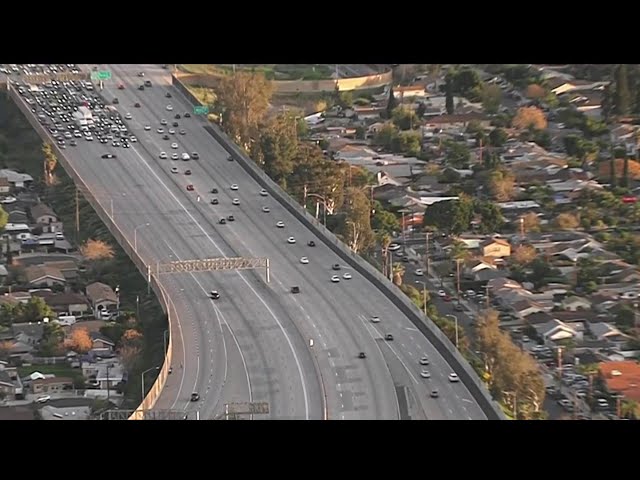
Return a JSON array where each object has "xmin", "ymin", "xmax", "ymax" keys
[
  {"xmin": 118, "ymin": 83, "xmax": 125, "ymax": 90},
  {"xmin": 443, "ymin": 294, "xmax": 452, "ymax": 302},
  {"xmin": 186, "ymin": 185, "xmax": 194, "ymax": 191}
]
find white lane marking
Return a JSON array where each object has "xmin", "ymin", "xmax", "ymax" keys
[
  {"xmin": 169, "ymin": 284, "xmax": 189, "ymax": 411},
  {"xmin": 405, "ymin": 327, "xmax": 419, "ymax": 332},
  {"xmin": 462, "ymin": 399, "xmax": 473, "ymax": 404},
  {"xmin": 126, "ymin": 139, "xmax": 310, "ymax": 419}
]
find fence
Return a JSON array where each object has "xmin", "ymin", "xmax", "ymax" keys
[
  {"xmin": 172, "ymin": 75, "xmax": 505, "ymax": 420},
  {"xmin": 7, "ymin": 86, "xmax": 173, "ymax": 420}
]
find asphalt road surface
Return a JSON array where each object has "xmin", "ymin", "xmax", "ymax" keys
[{"xmin": 13, "ymin": 64, "xmax": 489, "ymax": 420}]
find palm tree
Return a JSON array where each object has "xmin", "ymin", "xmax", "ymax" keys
[
  {"xmin": 379, "ymin": 233, "xmax": 392, "ymax": 278},
  {"xmin": 576, "ymin": 363, "xmax": 599, "ymax": 401},
  {"xmin": 392, "ymin": 263, "xmax": 405, "ymax": 287}
]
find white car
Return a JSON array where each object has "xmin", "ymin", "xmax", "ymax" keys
[
  {"xmin": 159, "ymin": 152, "xmax": 167, "ymax": 159},
  {"xmin": 262, "ymin": 206, "xmax": 270, "ymax": 213},
  {"xmin": 161, "ymin": 119, "xmax": 168, "ymax": 125},
  {"xmin": 419, "ymin": 356, "xmax": 430, "ymax": 366},
  {"xmin": 144, "ymin": 125, "xmax": 151, "ymax": 131},
  {"xmin": 157, "ymin": 127, "xmax": 164, "ymax": 134},
  {"xmin": 448, "ymin": 373, "xmax": 460, "ymax": 383},
  {"xmin": 343, "ymin": 272, "xmax": 352, "ymax": 280},
  {"xmin": 171, "ymin": 143, "xmax": 178, "ymax": 149},
  {"xmin": 300, "ymin": 257, "xmax": 309, "ymax": 264},
  {"xmin": 230, "ymin": 184, "xmax": 239, "ymax": 191},
  {"xmin": 415, "ymin": 269, "xmax": 424, "ymax": 276},
  {"xmin": 55, "ymin": 232, "xmax": 64, "ymax": 240},
  {"xmin": 371, "ymin": 316, "xmax": 380, "ymax": 323},
  {"xmin": 168, "ymin": 128, "xmax": 176, "ymax": 135},
  {"xmin": 437, "ymin": 290, "xmax": 447, "ymax": 297},
  {"xmin": 130, "ymin": 136, "xmax": 137, "ymax": 143},
  {"xmin": 166, "ymin": 104, "xmax": 174, "ymax": 111},
  {"xmin": 125, "ymin": 113, "xmax": 132, "ymax": 120},
  {"xmin": 276, "ymin": 221, "xmax": 285, "ymax": 228},
  {"xmin": 420, "ymin": 370, "xmax": 431, "ymax": 379},
  {"xmin": 171, "ymin": 167, "xmax": 178, "ymax": 174},
  {"xmin": 331, "ymin": 275, "xmax": 341, "ymax": 283},
  {"xmin": 260, "ymin": 189, "xmax": 268, "ymax": 197},
  {"xmin": 287, "ymin": 237, "xmax": 296, "ymax": 244},
  {"xmin": 232, "ymin": 198, "xmax": 240, "ymax": 206},
  {"xmin": 36, "ymin": 395, "xmax": 51, "ymax": 403},
  {"xmin": 181, "ymin": 153, "xmax": 191, "ymax": 161},
  {"xmin": 388, "ymin": 243, "xmax": 401, "ymax": 251},
  {"xmin": 171, "ymin": 153, "xmax": 179, "ymax": 160},
  {"xmin": 86, "ymin": 136, "xmax": 93, "ymax": 141}
]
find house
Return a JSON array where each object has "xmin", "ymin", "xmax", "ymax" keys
[
  {"xmin": 82, "ymin": 359, "xmax": 124, "ymax": 390},
  {"xmin": 524, "ymin": 311, "xmax": 558, "ymax": 326},
  {"xmin": 31, "ymin": 376, "xmax": 74, "ymax": 394},
  {"xmin": 23, "ymin": 265, "xmax": 66, "ymax": 287},
  {"xmin": 512, "ymin": 298, "xmax": 545, "ymax": 318},
  {"xmin": 32, "ymin": 292, "xmax": 89, "ymax": 317},
  {"xmin": 480, "ymin": 238, "xmax": 511, "ymax": 258},
  {"xmin": 608, "ymin": 268, "xmax": 640, "ymax": 284},
  {"xmin": 12, "ymin": 323, "xmax": 44, "ymax": 346},
  {"xmin": 0, "ymin": 370, "xmax": 16, "ymax": 397},
  {"xmin": 561, "ymin": 296, "xmax": 592, "ymax": 312},
  {"xmin": 393, "ymin": 85, "xmax": 427, "ymax": 99},
  {"xmin": 5, "ymin": 340, "xmax": 34, "ymax": 361},
  {"xmin": 39, "ymin": 260, "xmax": 79, "ymax": 282},
  {"xmin": 423, "ymin": 113, "xmax": 489, "ymax": 130},
  {"xmin": 590, "ymin": 323, "xmax": 629, "ymax": 346},
  {"xmin": 534, "ymin": 319, "xmax": 581, "ymax": 344},
  {"xmin": 475, "ymin": 268, "xmax": 508, "ymax": 283},
  {"xmin": 90, "ymin": 331, "xmax": 115, "ymax": 354},
  {"xmin": 465, "ymin": 258, "xmax": 497, "ymax": 277},
  {"xmin": 0, "ymin": 169, "xmax": 34, "ymax": 189},
  {"xmin": 86, "ymin": 282, "xmax": 117, "ymax": 314},
  {"xmin": 0, "ymin": 177, "xmax": 10, "ymax": 194},
  {"xmin": 30, "ymin": 203, "xmax": 58, "ymax": 225},
  {"xmin": 599, "ymin": 361, "xmax": 640, "ymax": 407}
]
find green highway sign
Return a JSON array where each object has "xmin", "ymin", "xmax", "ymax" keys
[
  {"xmin": 194, "ymin": 105, "xmax": 209, "ymax": 115},
  {"xmin": 98, "ymin": 71, "xmax": 112, "ymax": 81}
]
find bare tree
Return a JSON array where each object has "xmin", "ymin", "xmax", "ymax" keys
[{"xmin": 80, "ymin": 239, "xmax": 115, "ymax": 261}]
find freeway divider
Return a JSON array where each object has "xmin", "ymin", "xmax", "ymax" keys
[
  {"xmin": 172, "ymin": 74, "xmax": 506, "ymax": 420},
  {"xmin": 7, "ymin": 85, "xmax": 173, "ymax": 420}
]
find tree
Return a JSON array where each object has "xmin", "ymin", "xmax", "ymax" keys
[
  {"xmin": 251, "ymin": 113, "xmax": 299, "ymax": 187},
  {"xmin": 512, "ymin": 106, "xmax": 547, "ymax": 130},
  {"xmin": 39, "ymin": 323, "xmax": 65, "ymax": 357},
  {"xmin": 554, "ymin": 213, "xmax": 580, "ymax": 230},
  {"xmin": 423, "ymin": 197, "xmax": 474, "ymax": 235},
  {"xmin": 416, "ymin": 102, "xmax": 426, "ymax": 118},
  {"xmin": 525, "ymin": 84, "xmax": 546, "ymax": 99},
  {"xmin": 445, "ymin": 80, "xmax": 454, "ymax": 115},
  {"xmin": 42, "ymin": 143, "xmax": 58, "ymax": 186},
  {"xmin": 391, "ymin": 106, "xmax": 419, "ymax": 131},
  {"xmin": 481, "ymin": 84, "xmax": 502, "ymax": 114},
  {"xmin": 621, "ymin": 399, "xmax": 638, "ymax": 419},
  {"xmin": 64, "ymin": 327, "xmax": 92, "ymax": 354},
  {"xmin": 449, "ymin": 240, "xmax": 470, "ymax": 261},
  {"xmin": 371, "ymin": 203, "xmax": 400, "ymax": 236},
  {"xmin": 489, "ymin": 127, "xmax": 508, "ymax": 147},
  {"xmin": 121, "ymin": 328, "xmax": 144, "ymax": 348},
  {"xmin": 355, "ymin": 126, "xmax": 366, "ymax": 140},
  {"xmin": 338, "ymin": 188, "xmax": 375, "ymax": 254},
  {"xmin": 614, "ymin": 306, "xmax": 635, "ymax": 329},
  {"xmin": 80, "ymin": 239, "xmax": 115, "ymax": 261},
  {"xmin": 614, "ymin": 64, "xmax": 631, "ymax": 116},
  {"xmin": 0, "ymin": 205, "xmax": 8, "ymax": 232},
  {"xmin": 512, "ymin": 245, "xmax": 537, "ymax": 265},
  {"xmin": 521, "ymin": 212, "xmax": 541, "ymax": 233},
  {"xmin": 488, "ymin": 168, "xmax": 516, "ymax": 202},
  {"xmin": 444, "ymin": 140, "xmax": 471, "ymax": 168},
  {"xmin": 392, "ymin": 263, "xmax": 405, "ymax": 287},
  {"xmin": 475, "ymin": 201, "xmax": 504, "ymax": 234},
  {"xmin": 373, "ymin": 124, "xmax": 399, "ymax": 150},
  {"xmin": 386, "ymin": 86, "xmax": 398, "ymax": 117},
  {"xmin": 533, "ymin": 130, "xmax": 551, "ymax": 149},
  {"xmin": 118, "ymin": 344, "xmax": 141, "ymax": 372},
  {"xmin": 338, "ymin": 91, "xmax": 353, "ymax": 109},
  {"xmin": 20, "ymin": 297, "xmax": 55, "ymax": 323},
  {"xmin": 216, "ymin": 71, "xmax": 273, "ymax": 149}
]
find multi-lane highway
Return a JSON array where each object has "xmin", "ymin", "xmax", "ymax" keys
[{"xmin": 11, "ymin": 64, "xmax": 491, "ymax": 419}]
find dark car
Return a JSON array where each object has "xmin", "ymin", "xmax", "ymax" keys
[
  {"xmin": 172, "ymin": 122, "xmax": 179, "ymax": 128},
  {"xmin": 227, "ymin": 215, "xmax": 235, "ymax": 222},
  {"xmin": 430, "ymin": 390, "xmax": 439, "ymax": 398},
  {"xmin": 185, "ymin": 170, "xmax": 192, "ymax": 176},
  {"xmin": 219, "ymin": 218, "xmax": 227, "ymax": 225},
  {"xmin": 308, "ymin": 241, "xmax": 316, "ymax": 247},
  {"xmin": 358, "ymin": 352, "xmax": 367, "ymax": 359},
  {"xmin": 291, "ymin": 286, "xmax": 300, "ymax": 294},
  {"xmin": 332, "ymin": 264, "xmax": 341, "ymax": 271},
  {"xmin": 385, "ymin": 334, "xmax": 394, "ymax": 341},
  {"xmin": 210, "ymin": 290, "xmax": 220, "ymax": 300},
  {"xmin": 227, "ymin": 155, "xmax": 234, "ymax": 161},
  {"xmin": 112, "ymin": 97, "xmax": 119, "ymax": 104},
  {"xmin": 174, "ymin": 114, "xmax": 181, "ymax": 119},
  {"xmin": 101, "ymin": 153, "xmax": 116, "ymax": 159},
  {"xmin": 117, "ymin": 83, "xmax": 125, "ymax": 90},
  {"xmin": 190, "ymin": 392, "xmax": 200, "ymax": 402},
  {"xmin": 192, "ymin": 152, "xmax": 199, "ymax": 159},
  {"xmin": 211, "ymin": 198, "xmax": 219, "ymax": 205},
  {"xmin": 166, "ymin": 92, "xmax": 172, "ymax": 98},
  {"xmin": 186, "ymin": 185, "xmax": 194, "ymax": 191},
  {"xmin": 144, "ymin": 80, "xmax": 152, "ymax": 87},
  {"xmin": 211, "ymin": 188, "xmax": 219, "ymax": 194},
  {"xmin": 162, "ymin": 134, "xmax": 170, "ymax": 140},
  {"xmin": 138, "ymin": 72, "xmax": 145, "ymax": 77},
  {"xmin": 138, "ymin": 85, "xmax": 145, "ymax": 91},
  {"xmin": 454, "ymin": 304, "xmax": 464, "ymax": 312},
  {"xmin": 134, "ymin": 102, "xmax": 141, "ymax": 108},
  {"xmin": 184, "ymin": 112, "xmax": 191, "ymax": 118}
]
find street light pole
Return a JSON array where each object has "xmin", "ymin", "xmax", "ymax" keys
[
  {"xmin": 425, "ymin": 232, "xmax": 431, "ymax": 276},
  {"xmin": 446, "ymin": 314, "xmax": 459, "ymax": 348},
  {"xmin": 141, "ymin": 366, "xmax": 160, "ymax": 403}
]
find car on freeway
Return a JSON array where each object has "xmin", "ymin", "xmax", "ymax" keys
[
  {"xmin": 276, "ymin": 221, "xmax": 285, "ymax": 228},
  {"xmin": 70, "ymin": 140, "xmax": 77, "ymax": 146},
  {"xmin": 210, "ymin": 290, "xmax": 220, "ymax": 300},
  {"xmin": 430, "ymin": 390, "xmax": 439, "ymax": 398},
  {"xmin": 308, "ymin": 240, "xmax": 316, "ymax": 247},
  {"xmin": 415, "ymin": 269, "xmax": 424, "ymax": 276},
  {"xmin": 343, "ymin": 272, "xmax": 352, "ymax": 280},
  {"xmin": 185, "ymin": 170, "xmax": 192, "ymax": 176},
  {"xmin": 448, "ymin": 373, "xmax": 460, "ymax": 383},
  {"xmin": 171, "ymin": 153, "xmax": 179, "ymax": 160},
  {"xmin": 186, "ymin": 185, "xmax": 194, "ymax": 191},
  {"xmin": 192, "ymin": 152, "xmax": 199, "ymax": 160},
  {"xmin": 385, "ymin": 334, "xmax": 394, "ymax": 341},
  {"xmin": 211, "ymin": 198, "xmax": 219, "ymax": 205},
  {"xmin": 138, "ymin": 72, "xmax": 145, "ymax": 77},
  {"xmin": 291, "ymin": 286, "xmax": 300, "ymax": 294},
  {"xmin": 144, "ymin": 125, "xmax": 151, "ymax": 131},
  {"xmin": 165, "ymin": 92, "xmax": 172, "ymax": 98},
  {"xmin": 287, "ymin": 236, "xmax": 296, "ymax": 244},
  {"xmin": 163, "ymin": 134, "xmax": 170, "ymax": 140},
  {"xmin": 161, "ymin": 119, "xmax": 168, "ymax": 126},
  {"xmin": 166, "ymin": 104, "xmax": 173, "ymax": 111},
  {"xmin": 227, "ymin": 155, "xmax": 234, "ymax": 161},
  {"xmin": 190, "ymin": 393, "xmax": 200, "ymax": 402},
  {"xmin": 230, "ymin": 184, "xmax": 239, "ymax": 190},
  {"xmin": 138, "ymin": 85, "xmax": 145, "ymax": 91},
  {"xmin": 184, "ymin": 112, "xmax": 191, "ymax": 118},
  {"xmin": 113, "ymin": 97, "xmax": 119, "ymax": 104},
  {"xmin": 300, "ymin": 257, "xmax": 309, "ymax": 264},
  {"xmin": 227, "ymin": 215, "xmax": 235, "ymax": 222},
  {"xmin": 420, "ymin": 370, "xmax": 431, "ymax": 379},
  {"xmin": 157, "ymin": 128, "xmax": 164, "ymax": 134},
  {"xmin": 171, "ymin": 167, "xmax": 178, "ymax": 174},
  {"xmin": 419, "ymin": 356, "xmax": 429, "ymax": 365},
  {"xmin": 179, "ymin": 129, "xmax": 186, "ymax": 135},
  {"xmin": 174, "ymin": 114, "xmax": 181, "ymax": 120},
  {"xmin": 134, "ymin": 102, "xmax": 141, "ymax": 108},
  {"xmin": 219, "ymin": 218, "xmax": 227, "ymax": 225},
  {"xmin": 171, "ymin": 143, "xmax": 178, "ymax": 149},
  {"xmin": 124, "ymin": 113, "xmax": 132, "ymax": 120},
  {"xmin": 172, "ymin": 122, "xmax": 179, "ymax": 128},
  {"xmin": 371, "ymin": 316, "xmax": 380, "ymax": 323},
  {"xmin": 181, "ymin": 153, "xmax": 191, "ymax": 161},
  {"xmin": 260, "ymin": 189, "xmax": 268, "ymax": 196},
  {"xmin": 332, "ymin": 264, "xmax": 341, "ymax": 271},
  {"xmin": 262, "ymin": 206, "xmax": 270, "ymax": 213},
  {"xmin": 331, "ymin": 275, "xmax": 340, "ymax": 283},
  {"xmin": 101, "ymin": 153, "xmax": 116, "ymax": 159},
  {"xmin": 159, "ymin": 152, "xmax": 167, "ymax": 159},
  {"xmin": 118, "ymin": 83, "xmax": 125, "ymax": 90},
  {"xmin": 144, "ymin": 80, "xmax": 152, "ymax": 87},
  {"xmin": 130, "ymin": 136, "xmax": 138, "ymax": 143},
  {"xmin": 358, "ymin": 352, "xmax": 367, "ymax": 359},
  {"xmin": 232, "ymin": 198, "xmax": 240, "ymax": 205},
  {"xmin": 211, "ymin": 188, "xmax": 219, "ymax": 194},
  {"xmin": 169, "ymin": 129, "xmax": 176, "ymax": 135}
]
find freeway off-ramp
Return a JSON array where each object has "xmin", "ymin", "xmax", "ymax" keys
[{"xmin": 11, "ymin": 64, "xmax": 489, "ymax": 420}]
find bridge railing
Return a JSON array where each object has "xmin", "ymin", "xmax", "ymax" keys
[
  {"xmin": 7, "ymin": 85, "xmax": 173, "ymax": 420},
  {"xmin": 171, "ymin": 74, "xmax": 505, "ymax": 420}
]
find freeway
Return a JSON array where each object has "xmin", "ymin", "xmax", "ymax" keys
[{"xmin": 13, "ymin": 64, "xmax": 490, "ymax": 419}]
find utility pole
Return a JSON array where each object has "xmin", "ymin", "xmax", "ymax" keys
[
  {"xmin": 75, "ymin": 187, "xmax": 80, "ymax": 239},
  {"xmin": 455, "ymin": 258, "xmax": 463, "ymax": 298},
  {"xmin": 425, "ymin": 232, "xmax": 431, "ymax": 276}
]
